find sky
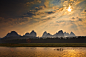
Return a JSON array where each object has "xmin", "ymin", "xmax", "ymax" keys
[{"xmin": 0, "ymin": 0, "xmax": 86, "ymax": 37}]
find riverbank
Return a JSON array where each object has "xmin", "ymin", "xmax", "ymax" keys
[{"xmin": 0, "ymin": 43, "xmax": 86, "ymax": 47}]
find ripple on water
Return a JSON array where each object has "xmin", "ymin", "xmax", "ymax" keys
[{"xmin": 0, "ymin": 47, "xmax": 86, "ymax": 57}]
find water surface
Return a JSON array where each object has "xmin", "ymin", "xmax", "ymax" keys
[{"xmin": 0, "ymin": 47, "xmax": 86, "ymax": 57}]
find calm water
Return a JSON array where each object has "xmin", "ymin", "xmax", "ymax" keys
[{"xmin": 0, "ymin": 47, "xmax": 86, "ymax": 57}]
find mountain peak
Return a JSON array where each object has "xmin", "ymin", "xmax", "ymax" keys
[
  {"xmin": 11, "ymin": 31, "xmax": 18, "ymax": 34},
  {"xmin": 42, "ymin": 31, "xmax": 48, "ymax": 37},
  {"xmin": 57, "ymin": 30, "xmax": 64, "ymax": 37},
  {"xmin": 29, "ymin": 30, "xmax": 37, "ymax": 37},
  {"xmin": 5, "ymin": 31, "xmax": 20, "ymax": 37},
  {"xmin": 70, "ymin": 32, "xmax": 74, "ymax": 34},
  {"xmin": 44, "ymin": 31, "xmax": 47, "ymax": 33},
  {"xmin": 59, "ymin": 30, "xmax": 63, "ymax": 32},
  {"xmin": 31, "ymin": 30, "xmax": 35, "ymax": 32},
  {"xmin": 70, "ymin": 32, "xmax": 75, "ymax": 37},
  {"xmin": 24, "ymin": 33, "xmax": 29, "ymax": 36}
]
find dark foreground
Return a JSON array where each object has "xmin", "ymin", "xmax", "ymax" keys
[
  {"xmin": 0, "ymin": 36, "xmax": 86, "ymax": 47},
  {"xmin": 0, "ymin": 36, "xmax": 86, "ymax": 43},
  {"xmin": 0, "ymin": 43, "xmax": 86, "ymax": 47}
]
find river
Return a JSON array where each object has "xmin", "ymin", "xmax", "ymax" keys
[{"xmin": 0, "ymin": 47, "xmax": 86, "ymax": 57}]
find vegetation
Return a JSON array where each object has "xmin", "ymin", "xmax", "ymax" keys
[
  {"xmin": 0, "ymin": 43, "xmax": 86, "ymax": 47},
  {"xmin": 0, "ymin": 36, "xmax": 86, "ymax": 47}
]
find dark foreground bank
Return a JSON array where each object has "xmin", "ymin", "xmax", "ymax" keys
[
  {"xmin": 0, "ymin": 43, "xmax": 86, "ymax": 47},
  {"xmin": 0, "ymin": 36, "xmax": 86, "ymax": 43}
]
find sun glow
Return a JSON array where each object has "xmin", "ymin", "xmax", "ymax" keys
[{"xmin": 67, "ymin": 6, "xmax": 72, "ymax": 12}]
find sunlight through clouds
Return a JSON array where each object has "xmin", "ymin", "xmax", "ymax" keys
[{"xmin": 0, "ymin": 0, "xmax": 86, "ymax": 37}]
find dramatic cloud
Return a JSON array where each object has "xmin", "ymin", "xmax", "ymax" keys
[
  {"xmin": 0, "ymin": 17, "xmax": 31, "ymax": 27},
  {"xmin": 0, "ymin": 0, "xmax": 86, "ymax": 37},
  {"xmin": 26, "ymin": 0, "xmax": 42, "ymax": 6},
  {"xmin": 46, "ymin": 11, "xmax": 55, "ymax": 14}
]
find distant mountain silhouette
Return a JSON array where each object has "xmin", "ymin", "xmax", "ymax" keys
[
  {"xmin": 42, "ymin": 31, "xmax": 48, "ymax": 37},
  {"xmin": 64, "ymin": 32, "xmax": 70, "ymax": 37},
  {"xmin": 53, "ymin": 30, "xmax": 64, "ymax": 37},
  {"xmin": 57, "ymin": 30, "xmax": 64, "ymax": 37},
  {"xmin": 70, "ymin": 32, "xmax": 75, "ymax": 37},
  {"xmin": 23, "ymin": 30, "xmax": 37, "ymax": 37},
  {"xmin": 42, "ymin": 31, "xmax": 52, "ymax": 37},
  {"xmin": 5, "ymin": 31, "xmax": 20, "ymax": 37},
  {"xmin": 42, "ymin": 30, "xmax": 64, "ymax": 37},
  {"xmin": 29, "ymin": 30, "xmax": 37, "ymax": 37},
  {"xmin": 4, "ymin": 30, "xmax": 75, "ymax": 38},
  {"xmin": 64, "ymin": 32, "xmax": 75, "ymax": 37},
  {"xmin": 42, "ymin": 30, "xmax": 75, "ymax": 37},
  {"xmin": 23, "ymin": 33, "xmax": 30, "ymax": 36}
]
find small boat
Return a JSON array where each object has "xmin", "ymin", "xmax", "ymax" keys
[{"xmin": 54, "ymin": 48, "xmax": 63, "ymax": 51}]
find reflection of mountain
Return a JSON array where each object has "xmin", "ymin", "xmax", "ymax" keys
[{"xmin": 42, "ymin": 30, "xmax": 75, "ymax": 38}]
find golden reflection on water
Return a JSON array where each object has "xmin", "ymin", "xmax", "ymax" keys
[
  {"xmin": 62, "ymin": 49, "xmax": 78, "ymax": 57},
  {"xmin": 0, "ymin": 47, "xmax": 86, "ymax": 57},
  {"xmin": 62, "ymin": 47, "xmax": 86, "ymax": 57}
]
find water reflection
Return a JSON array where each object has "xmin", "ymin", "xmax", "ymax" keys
[{"xmin": 0, "ymin": 47, "xmax": 86, "ymax": 57}]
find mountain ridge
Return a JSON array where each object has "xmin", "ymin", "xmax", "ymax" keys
[{"xmin": 4, "ymin": 30, "xmax": 75, "ymax": 38}]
